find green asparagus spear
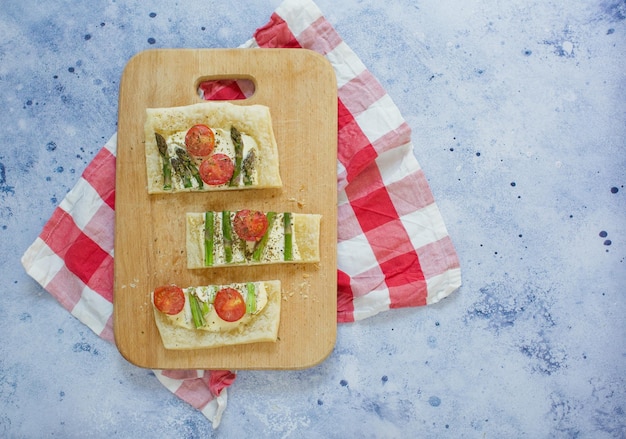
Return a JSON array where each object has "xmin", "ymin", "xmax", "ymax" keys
[
  {"xmin": 200, "ymin": 298, "xmax": 210, "ymax": 315},
  {"xmin": 229, "ymin": 126, "xmax": 243, "ymax": 187},
  {"xmin": 170, "ymin": 156, "xmax": 192, "ymax": 188},
  {"xmin": 252, "ymin": 212, "xmax": 276, "ymax": 261},
  {"xmin": 283, "ymin": 212, "xmax": 293, "ymax": 261},
  {"xmin": 204, "ymin": 211, "xmax": 214, "ymax": 267},
  {"xmin": 242, "ymin": 149, "xmax": 256, "ymax": 186},
  {"xmin": 246, "ymin": 282, "xmax": 256, "ymax": 314},
  {"xmin": 222, "ymin": 211, "xmax": 233, "ymax": 263},
  {"xmin": 176, "ymin": 147, "xmax": 203, "ymax": 188},
  {"xmin": 188, "ymin": 291, "xmax": 205, "ymax": 328},
  {"xmin": 155, "ymin": 133, "xmax": 172, "ymax": 190}
]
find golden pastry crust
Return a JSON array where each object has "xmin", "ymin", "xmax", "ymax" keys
[
  {"xmin": 152, "ymin": 280, "xmax": 281, "ymax": 350},
  {"xmin": 145, "ymin": 102, "xmax": 282, "ymax": 193}
]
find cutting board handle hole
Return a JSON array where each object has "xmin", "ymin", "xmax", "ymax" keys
[{"xmin": 197, "ymin": 78, "xmax": 256, "ymax": 101}]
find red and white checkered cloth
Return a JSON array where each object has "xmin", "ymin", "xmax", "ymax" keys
[{"xmin": 21, "ymin": 0, "xmax": 461, "ymax": 428}]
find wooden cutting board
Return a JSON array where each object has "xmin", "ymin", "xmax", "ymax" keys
[{"xmin": 114, "ymin": 49, "xmax": 337, "ymax": 370}]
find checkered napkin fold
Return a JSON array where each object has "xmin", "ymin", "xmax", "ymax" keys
[{"xmin": 21, "ymin": 0, "xmax": 461, "ymax": 429}]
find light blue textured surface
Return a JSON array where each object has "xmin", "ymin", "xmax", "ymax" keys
[{"xmin": 2, "ymin": 0, "xmax": 625, "ymax": 437}]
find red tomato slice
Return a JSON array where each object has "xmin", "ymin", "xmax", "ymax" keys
[
  {"xmin": 199, "ymin": 153, "xmax": 234, "ymax": 185},
  {"xmin": 233, "ymin": 210, "xmax": 269, "ymax": 242},
  {"xmin": 185, "ymin": 124, "xmax": 215, "ymax": 157},
  {"xmin": 213, "ymin": 287, "xmax": 246, "ymax": 322},
  {"xmin": 153, "ymin": 285, "xmax": 185, "ymax": 315}
]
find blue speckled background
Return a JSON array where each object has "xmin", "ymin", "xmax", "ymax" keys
[{"xmin": 2, "ymin": 0, "xmax": 625, "ymax": 437}]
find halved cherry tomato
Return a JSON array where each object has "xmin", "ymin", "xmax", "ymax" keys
[
  {"xmin": 185, "ymin": 124, "xmax": 215, "ymax": 157},
  {"xmin": 233, "ymin": 210, "xmax": 269, "ymax": 242},
  {"xmin": 213, "ymin": 287, "xmax": 246, "ymax": 322},
  {"xmin": 153, "ymin": 285, "xmax": 185, "ymax": 315},
  {"xmin": 199, "ymin": 153, "xmax": 234, "ymax": 185}
]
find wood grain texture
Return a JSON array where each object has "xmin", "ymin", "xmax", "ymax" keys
[{"xmin": 114, "ymin": 49, "xmax": 337, "ymax": 370}]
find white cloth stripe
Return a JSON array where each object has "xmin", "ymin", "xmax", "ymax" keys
[
  {"xmin": 337, "ymin": 231, "xmax": 379, "ymax": 274},
  {"xmin": 58, "ymin": 179, "xmax": 114, "ymax": 256},
  {"xmin": 337, "ymin": 188, "xmax": 349, "ymax": 206},
  {"xmin": 426, "ymin": 268, "xmax": 462, "ymax": 305},
  {"xmin": 400, "ymin": 203, "xmax": 451, "ymax": 251},
  {"xmin": 376, "ymin": 143, "xmax": 423, "ymax": 186},
  {"xmin": 326, "ymin": 41, "xmax": 367, "ymax": 89},
  {"xmin": 352, "ymin": 288, "xmax": 391, "ymax": 320},
  {"xmin": 239, "ymin": 38, "xmax": 257, "ymax": 49},
  {"xmin": 153, "ymin": 370, "xmax": 183, "ymax": 393},
  {"xmin": 59, "ymin": 178, "xmax": 100, "ymax": 227},
  {"xmin": 337, "ymin": 160, "xmax": 349, "ymax": 192},
  {"xmin": 103, "ymin": 133, "xmax": 117, "ymax": 155},
  {"xmin": 201, "ymin": 390, "xmax": 228, "ymax": 429},
  {"xmin": 20, "ymin": 238, "xmax": 64, "ymax": 288},
  {"xmin": 354, "ymin": 94, "xmax": 406, "ymax": 144},
  {"xmin": 276, "ymin": 0, "xmax": 322, "ymax": 36},
  {"xmin": 70, "ymin": 286, "xmax": 113, "ymax": 335}
]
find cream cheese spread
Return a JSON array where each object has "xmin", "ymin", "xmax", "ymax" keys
[
  {"xmin": 165, "ymin": 282, "xmax": 268, "ymax": 332},
  {"xmin": 210, "ymin": 212, "xmax": 301, "ymax": 265},
  {"xmin": 163, "ymin": 127, "xmax": 258, "ymax": 190}
]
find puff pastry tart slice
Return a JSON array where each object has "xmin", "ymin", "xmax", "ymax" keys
[
  {"xmin": 144, "ymin": 102, "xmax": 282, "ymax": 193},
  {"xmin": 186, "ymin": 210, "xmax": 321, "ymax": 269},
  {"xmin": 151, "ymin": 280, "xmax": 281, "ymax": 350}
]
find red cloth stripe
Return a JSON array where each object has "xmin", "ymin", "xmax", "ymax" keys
[
  {"xmin": 342, "ymin": 156, "xmax": 386, "ymax": 201},
  {"xmin": 100, "ymin": 315, "xmax": 114, "ymax": 343},
  {"xmin": 254, "ymin": 13, "xmax": 302, "ymax": 48},
  {"xmin": 386, "ymin": 169, "xmax": 435, "ymax": 215},
  {"xmin": 389, "ymin": 280, "xmax": 428, "ymax": 308},
  {"xmin": 41, "ymin": 208, "xmax": 113, "ymax": 300},
  {"xmin": 370, "ymin": 121, "xmax": 412, "ymax": 157},
  {"xmin": 296, "ymin": 16, "xmax": 343, "ymax": 55},
  {"xmin": 45, "ymin": 264, "xmax": 86, "ymax": 311},
  {"xmin": 349, "ymin": 185, "xmax": 398, "ymax": 233},
  {"xmin": 85, "ymin": 252, "xmax": 114, "ymax": 302},
  {"xmin": 82, "ymin": 146, "xmax": 116, "ymax": 210},
  {"xmin": 337, "ymin": 99, "xmax": 378, "ymax": 184},
  {"xmin": 336, "ymin": 269, "xmax": 355, "ymax": 323},
  {"xmin": 347, "ymin": 264, "xmax": 385, "ymax": 298},
  {"xmin": 163, "ymin": 370, "xmax": 200, "ymax": 380},
  {"xmin": 381, "ymin": 252, "xmax": 425, "ymax": 288},
  {"xmin": 362, "ymin": 215, "xmax": 427, "ymax": 307},
  {"xmin": 345, "ymin": 158, "xmax": 427, "ymax": 305},
  {"xmin": 417, "ymin": 236, "xmax": 461, "ymax": 278},
  {"xmin": 41, "ymin": 208, "xmax": 86, "ymax": 258},
  {"xmin": 337, "ymin": 201, "xmax": 363, "ymax": 241},
  {"xmin": 174, "ymin": 378, "xmax": 216, "ymax": 410},
  {"xmin": 64, "ymin": 232, "xmax": 113, "ymax": 296},
  {"xmin": 200, "ymin": 80, "xmax": 247, "ymax": 100},
  {"xmin": 208, "ymin": 370, "xmax": 237, "ymax": 396},
  {"xmin": 366, "ymin": 218, "xmax": 420, "ymax": 262},
  {"xmin": 83, "ymin": 203, "xmax": 115, "ymax": 254},
  {"xmin": 346, "ymin": 144, "xmax": 378, "ymax": 183},
  {"xmin": 337, "ymin": 97, "xmax": 355, "ymax": 131},
  {"xmin": 338, "ymin": 70, "xmax": 387, "ymax": 117}
]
